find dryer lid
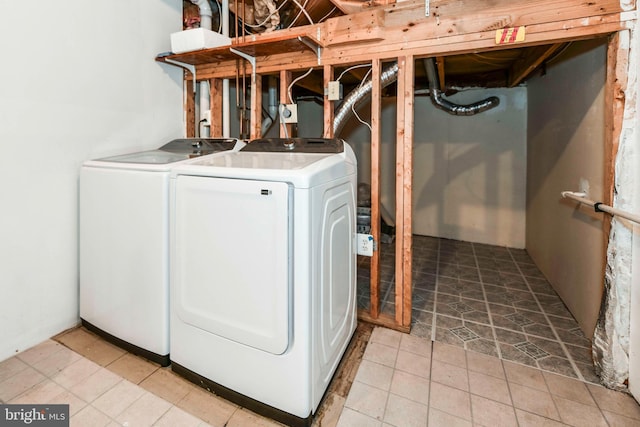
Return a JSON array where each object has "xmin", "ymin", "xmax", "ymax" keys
[{"xmin": 242, "ymin": 138, "xmax": 344, "ymax": 153}]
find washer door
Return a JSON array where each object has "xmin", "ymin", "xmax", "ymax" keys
[{"xmin": 173, "ymin": 176, "xmax": 291, "ymax": 355}]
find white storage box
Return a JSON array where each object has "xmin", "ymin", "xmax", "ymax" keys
[{"xmin": 170, "ymin": 28, "xmax": 231, "ymax": 54}]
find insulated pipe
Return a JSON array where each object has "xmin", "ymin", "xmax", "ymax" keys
[
  {"xmin": 267, "ymin": 75, "xmax": 278, "ymax": 121},
  {"xmin": 260, "ymin": 75, "xmax": 278, "ymax": 136},
  {"xmin": 423, "ymin": 58, "xmax": 500, "ymax": 116}
]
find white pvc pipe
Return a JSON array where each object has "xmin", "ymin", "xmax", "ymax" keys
[
  {"xmin": 191, "ymin": 1, "xmax": 214, "ymax": 137},
  {"xmin": 562, "ymin": 191, "xmax": 640, "ymax": 225},
  {"xmin": 191, "ymin": 0, "xmax": 213, "ymax": 29}
]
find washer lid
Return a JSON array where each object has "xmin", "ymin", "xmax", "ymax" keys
[
  {"xmin": 95, "ymin": 138, "xmax": 240, "ymax": 165},
  {"xmin": 96, "ymin": 150, "xmax": 189, "ymax": 165}
]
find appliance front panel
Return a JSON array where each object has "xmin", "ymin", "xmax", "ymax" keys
[
  {"xmin": 79, "ymin": 167, "xmax": 169, "ymax": 355},
  {"xmin": 173, "ymin": 176, "xmax": 291, "ymax": 355}
]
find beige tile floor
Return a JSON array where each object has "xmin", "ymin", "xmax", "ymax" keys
[
  {"xmin": 337, "ymin": 327, "xmax": 640, "ymax": 427},
  {"xmin": 0, "ymin": 328, "xmax": 290, "ymax": 426},
  {"xmin": 1, "ymin": 325, "xmax": 640, "ymax": 426}
]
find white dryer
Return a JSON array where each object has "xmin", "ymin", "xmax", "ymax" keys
[
  {"xmin": 169, "ymin": 138, "xmax": 357, "ymax": 426},
  {"xmin": 80, "ymin": 138, "xmax": 244, "ymax": 366}
]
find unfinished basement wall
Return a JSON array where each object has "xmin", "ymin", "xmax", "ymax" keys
[
  {"xmin": 344, "ymin": 87, "xmax": 527, "ymax": 248},
  {"xmin": 526, "ymin": 39, "xmax": 608, "ymax": 337},
  {"xmin": 0, "ymin": 0, "xmax": 183, "ymax": 362}
]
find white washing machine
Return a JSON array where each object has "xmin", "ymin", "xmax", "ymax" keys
[
  {"xmin": 169, "ymin": 138, "xmax": 357, "ymax": 426},
  {"xmin": 80, "ymin": 138, "xmax": 244, "ymax": 366}
]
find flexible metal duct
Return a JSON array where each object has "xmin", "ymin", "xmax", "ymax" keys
[
  {"xmin": 333, "ymin": 63, "xmax": 399, "ymax": 136},
  {"xmin": 423, "ymin": 58, "xmax": 500, "ymax": 116},
  {"xmin": 333, "ymin": 58, "xmax": 500, "ymax": 136}
]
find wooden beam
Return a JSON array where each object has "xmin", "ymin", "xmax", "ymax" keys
[
  {"xmin": 186, "ymin": 79, "xmax": 195, "ymax": 137},
  {"xmin": 323, "ymin": 65, "xmax": 335, "ymax": 138},
  {"xmin": 358, "ymin": 310, "xmax": 410, "ymax": 333},
  {"xmin": 325, "ymin": 9, "xmax": 385, "ymax": 46},
  {"xmin": 210, "ymin": 78, "xmax": 223, "ymax": 137},
  {"xmin": 369, "ymin": 58, "xmax": 382, "ymax": 319},
  {"xmin": 401, "ymin": 56, "xmax": 414, "ymax": 328},
  {"xmin": 280, "ymin": 70, "xmax": 293, "ymax": 137},
  {"xmin": 250, "ymin": 73, "xmax": 262, "ymax": 139},
  {"xmin": 394, "ymin": 55, "xmax": 414, "ymax": 328},
  {"xmin": 394, "ymin": 56, "xmax": 406, "ymax": 327},
  {"xmin": 436, "ymin": 56, "xmax": 446, "ymax": 90},
  {"xmin": 192, "ymin": 21, "xmax": 628, "ymax": 81},
  {"xmin": 508, "ymin": 43, "xmax": 565, "ymax": 87}
]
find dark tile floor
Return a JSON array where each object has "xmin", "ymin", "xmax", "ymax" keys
[{"xmin": 357, "ymin": 236, "xmax": 599, "ymax": 383}]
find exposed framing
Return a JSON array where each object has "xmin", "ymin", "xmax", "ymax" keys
[{"xmin": 164, "ymin": 0, "xmax": 637, "ymax": 332}]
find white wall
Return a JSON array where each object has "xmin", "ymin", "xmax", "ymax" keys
[
  {"xmin": 0, "ymin": 1, "xmax": 184, "ymax": 362},
  {"xmin": 526, "ymin": 39, "xmax": 607, "ymax": 336},
  {"xmin": 343, "ymin": 87, "xmax": 527, "ymax": 248}
]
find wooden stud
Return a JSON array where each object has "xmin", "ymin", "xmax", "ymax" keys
[
  {"xmin": 210, "ymin": 78, "xmax": 223, "ymax": 137},
  {"xmin": 186, "ymin": 79, "xmax": 195, "ymax": 138},
  {"xmin": 250, "ymin": 73, "xmax": 263, "ymax": 139},
  {"xmin": 369, "ymin": 58, "xmax": 382, "ymax": 319},
  {"xmin": 436, "ymin": 56, "xmax": 446, "ymax": 90},
  {"xmin": 323, "ymin": 65, "xmax": 335, "ymax": 138},
  {"xmin": 396, "ymin": 55, "xmax": 415, "ymax": 327},
  {"xmin": 394, "ymin": 56, "xmax": 415, "ymax": 327},
  {"xmin": 280, "ymin": 70, "xmax": 293, "ymax": 137}
]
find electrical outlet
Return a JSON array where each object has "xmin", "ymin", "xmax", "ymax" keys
[
  {"xmin": 281, "ymin": 103, "xmax": 298, "ymax": 124},
  {"xmin": 357, "ymin": 233, "xmax": 374, "ymax": 257},
  {"xmin": 327, "ymin": 81, "xmax": 342, "ymax": 101}
]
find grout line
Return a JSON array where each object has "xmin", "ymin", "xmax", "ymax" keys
[
  {"xmin": 377, "ymin": 333, "xmax": 400, "ymax": 427},
  {"xmin": 497, "ymin": 351, "xmax": 520, "ymax": 425},
  {"xmin": 464, "ymin": 350, "xmax": 476, "ymax": 425},
  {"xmin": 538, "ymin": 356, "xmax": 568, "ymax": 425},
  {"xmin": 584, "ymin": 382, "xmax": 615, "ymax": 427},
  {"xmin": 426, "ymin": 336, "xmax": 435, "ymax": 426}
]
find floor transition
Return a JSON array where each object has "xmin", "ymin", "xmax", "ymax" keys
[{"xmin": 0, "ymin": 239, "xmax": 639, "ymax": 426}]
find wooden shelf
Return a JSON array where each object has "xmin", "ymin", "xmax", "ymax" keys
[{"xmin": 156, "ymin": 32, "xmax": 322, "ymax": 66}]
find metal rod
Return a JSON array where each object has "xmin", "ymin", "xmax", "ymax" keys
[{"xmin": 561, "ymin": 191, "xmax": 640, "ymax": 225}]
